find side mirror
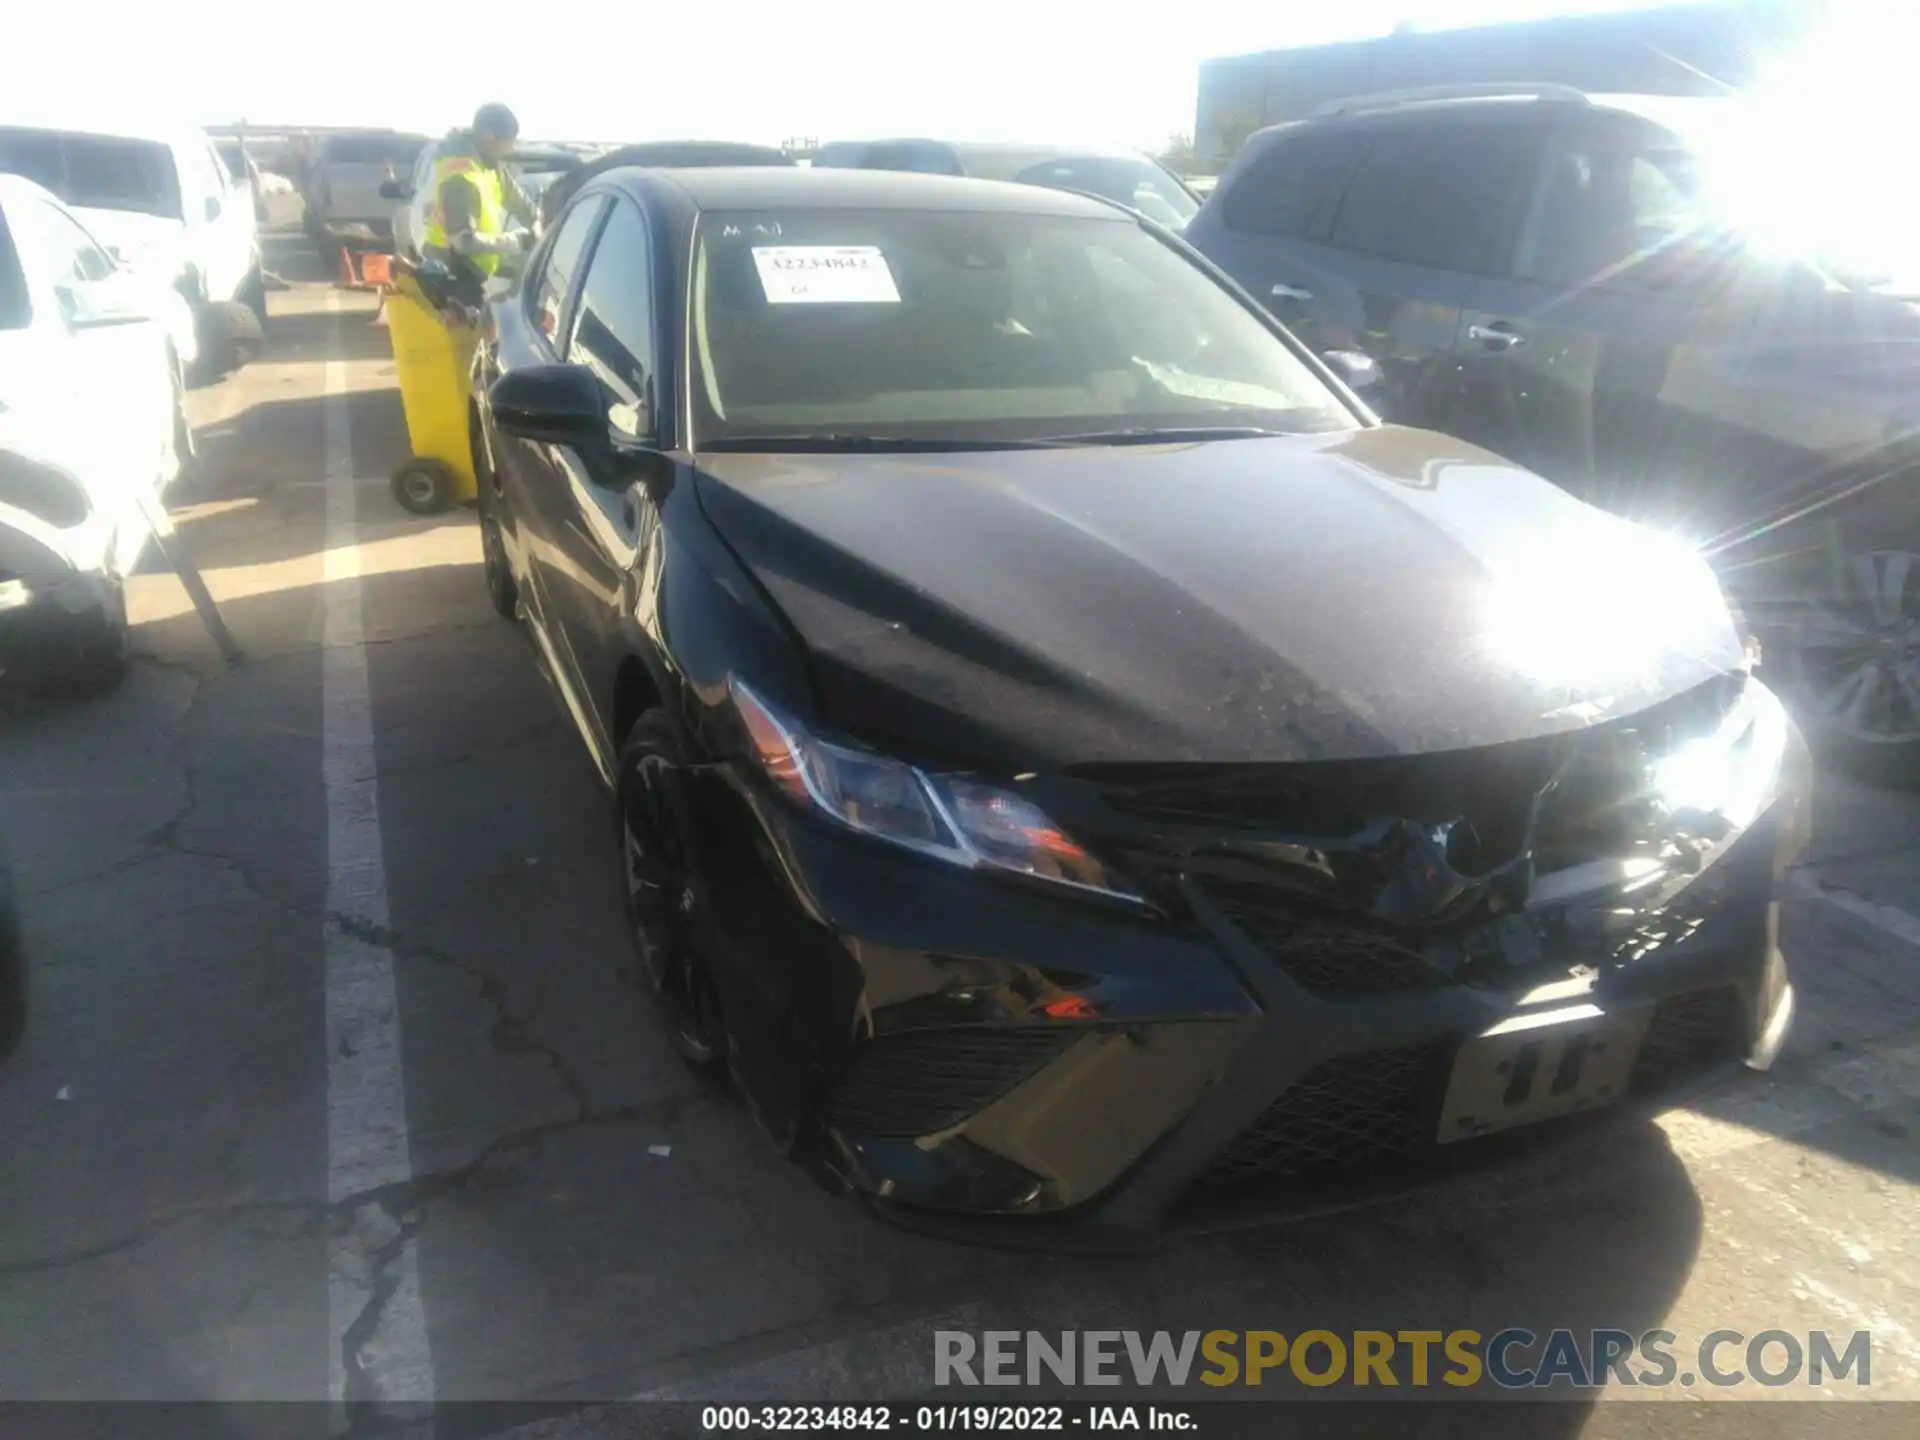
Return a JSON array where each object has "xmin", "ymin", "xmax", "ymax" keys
[
  {"xmin": 1322, "ymin": 348, "xmax": 1382, "ymax": 395},
  {"xmin": 489, "ymin": 364, "xmax": 607, "ymax": 446},
  {"xmin": 57, "ymin": 279, "xmax": 149, "ymax": 331},
  {"xmin": 379, "ymin": 179, "xmax": 411, "ymax": 201},
  {"xmin": 204, "ymin": 196, "xmax": 222, "ymax": 222}
]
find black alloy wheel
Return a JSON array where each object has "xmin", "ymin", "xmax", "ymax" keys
[{"xmin": 617, "ymin": 709, "xmax": 728, "ymax": 1072}]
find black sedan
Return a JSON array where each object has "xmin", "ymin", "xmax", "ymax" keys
[{"xmin": 472, "ymin": 166, "xmax": 1809, "ymax": 1236}]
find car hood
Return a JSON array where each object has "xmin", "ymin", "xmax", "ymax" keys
[{"xmin": 694, "ymin": 428, "xmax": 1746, "ymax": 770}]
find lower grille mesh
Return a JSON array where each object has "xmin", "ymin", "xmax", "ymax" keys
[
  {"xmin": 826, "ymin": 1027, "xmax": 1075, "ymax": 1136},
  {"xmin": 1195, "ymin": 1042, "xmax": 1446, "ymax": 1187},
  {"xmin": 1632, "ymin": 986, "xmax": 1746, "ymax": 1094}
]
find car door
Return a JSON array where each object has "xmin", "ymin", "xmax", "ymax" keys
[
  {"xmin": 1306, "ymin": 119, "xmax": 1540, "ymax": 432},
  {"xmin": 540, "ymin": 197, "xmax": 663, "ymax": 748},
  {"xmin": 491, "ymin": 193, "xmax": 611, "ymax": 653},
  {"xmin": 200, "ymin": 137, "xmax": 257, "ymax": 299},
  {"xmin": 15, "ymin": 198, "xmax": 169, "ymax": 506},
  {"xmin": 1182, "ymin": 127, "xmax": 1361, "ymax": 355},
  {"xmin": 1452, "ymin": 121, "xmax": 1821, "ymax": 549}
]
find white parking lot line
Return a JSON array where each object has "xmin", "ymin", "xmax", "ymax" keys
[{"xmin": 320, "ymin": 291, "xmax": 436, "ymax": 1416}]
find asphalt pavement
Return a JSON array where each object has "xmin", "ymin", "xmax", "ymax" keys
[{"xmin": 0, "ymin": 233, "xmax": 1916, "ymax": 1432}]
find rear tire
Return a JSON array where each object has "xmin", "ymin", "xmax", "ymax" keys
[{"xmin": 237, "ymin": 264, "xmax": 269, "ymax": 327}]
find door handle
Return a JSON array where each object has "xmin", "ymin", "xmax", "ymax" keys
[
  {"xmin": 1468, "ymin": 323, "xmax": 1526, "ymax": 351},
  {"xmin": 1270, "ymin": 283, "xmax": 1314, "ymax": 303}
]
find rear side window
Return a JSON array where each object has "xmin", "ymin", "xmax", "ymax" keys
[
  {"xmin": 1328, "ymin": 128, "xmax": 1533, "ymax": 274},
  {"xmin": 325, "ymin": 135, "xmax": 425, "ymax": 168},
  {"xmin": 1220, "ymin": 131, "xmax": 1358, "ymax": 241}
]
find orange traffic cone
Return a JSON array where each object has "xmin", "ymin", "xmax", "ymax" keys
[
  {"xmin": 361, "ymin": 253, "xmax": 392, "ymax": 287},
  {"xmin": 336, "ymin": 246, "xmax": 357, "ymax": 288}
]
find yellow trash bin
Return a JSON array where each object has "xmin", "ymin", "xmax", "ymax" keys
[{"xmin": 384, "ymin": 273, "xmax": 480, "ymax": 514}]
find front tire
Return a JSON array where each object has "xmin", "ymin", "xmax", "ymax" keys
[
  {"xmin": 34, "ymin": 584, "xmax": 130, "ymax": 695},
  {"xmin": 617, "ymin": 710, "xmax": 728, "ymax": 1074},
  {"xmin": 479, "ymin": 503, "xmax": 518, "ymax": 619},
  {"xmin": 1770, "ymin": 547, "xmax": 1920, "ymax": 782}
]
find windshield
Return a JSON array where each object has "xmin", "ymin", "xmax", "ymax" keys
[
  {"xmin": 1011, "ymin": 156, "xmax": 1198, "ymax": 230},
  {"xmin": 0, "ymin": 129, "xmax": 182, "ymax": 219},
  {"xmin": 690, "ymin": 207, "xmax": 1353, "ymax": 447}
]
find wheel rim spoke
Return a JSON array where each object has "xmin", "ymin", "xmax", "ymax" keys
[
  {"xmin": 1894, "ymin": 660, "xmax": 1920, "ymax": 736},
  {"xmin": 622, "ymin": 756, "xmax": 721, "ymax": 1056}
]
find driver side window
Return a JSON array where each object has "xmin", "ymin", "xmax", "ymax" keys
[
  {"xmin": 531, "ymin": 196, "xmax": 607, "ymax": 350},
  {"xmin": 1514, "ymin": 137, "xmax": 1711, "ymax": 288},
  {"xmin": 32, "ymin": 202, "xmax": 114, "ymax": 283},
  {"xmin": 570, "ymin": 200, "xmax": 657, "ymax": 442}
]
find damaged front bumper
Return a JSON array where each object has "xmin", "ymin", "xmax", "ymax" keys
[{"xmin": 679, "ymin": 688, "xmax": 1811, "ymax": 1240}]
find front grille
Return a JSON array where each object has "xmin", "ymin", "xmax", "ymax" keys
[
  {"xmin": 825, "ymin": 1027, "xmax": 1075, "ymax": 1136},
  {"xmin": 1201, "ymin": 879, "xmax": 1447, "ymax": 996},
  {"xmin": 1195, "ymin": 1042, "xmax": 1446, "ymax": 1188},
  {"xmin": 1632, "ymin": 986, "xmax": 1746, "ymax": 1095}
]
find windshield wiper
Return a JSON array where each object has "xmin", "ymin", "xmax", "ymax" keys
[
  {"xmin": 699, "ymin": 434, "xmax": 1056, "ymax": 453},
  {"xmin": 1037, "ymin": 425, "xmax": 1287, "ymax": 445}
]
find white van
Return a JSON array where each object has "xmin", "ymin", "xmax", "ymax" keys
[{"xmin": 0, "ymin": 116, "xmax": 265, "ymax": 376}]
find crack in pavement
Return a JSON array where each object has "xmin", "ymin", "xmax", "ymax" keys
[
  {"xmin": 331, "ymin": 912, "xmax": 594, "ymax": 1121},
  {"xmin": 0, "ymin": 1097, "xmax": 680, "ymax": 1280}
]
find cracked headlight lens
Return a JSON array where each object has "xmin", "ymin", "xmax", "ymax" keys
[
  {"xmin": 1652, "ymin": 679, "xmax": 1789, "ymax": 832},
  {"xmin": 731, "ymin": 678, "xmax": 1140, "ymax": 903}
]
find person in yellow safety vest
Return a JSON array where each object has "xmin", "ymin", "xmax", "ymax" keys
[{"xmin": 420, "ymin": 103, "xmax": 537, "ymax": 280}]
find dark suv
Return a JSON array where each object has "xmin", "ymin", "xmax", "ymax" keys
[{"xmin": 1187, "ymin": 85, "xmax": 1920, "ymax": 768}]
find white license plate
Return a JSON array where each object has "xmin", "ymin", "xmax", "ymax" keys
[{"xmin": 1437, "ymin": 1005, "xmax": 1650, "ymax": 1145}]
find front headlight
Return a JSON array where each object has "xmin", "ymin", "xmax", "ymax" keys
[
  {"xmin": 1652, "ymin": 679, "xmax": 1790, "ymax": 833},
  {"xmin": 731, "ymin": 679, "xmax": 1141, "ymax": 904}
]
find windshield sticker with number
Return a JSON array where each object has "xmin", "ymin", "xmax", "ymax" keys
[{"xmin": 752, "ymin": 246, "xmax": 901, "ymax": 305}]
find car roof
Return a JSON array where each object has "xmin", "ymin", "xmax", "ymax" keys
[
  {"xmin": 0, "ymin": 115, "xmax": 203, "ymax": 151},
  {"xmin": 1229, "ymin": 88, "xmax": 1737, "ymax": 171},
  {"xmin": 0, "ymin": 172, "xmax": 67, "ymax": 208},
  {"xmin": 822, "ymin": 138, "xmax": 1154, "ymax": 169},
  {"xmin": 617, "ymin": 165, "xmax": 1125, "ymax": 217}
]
